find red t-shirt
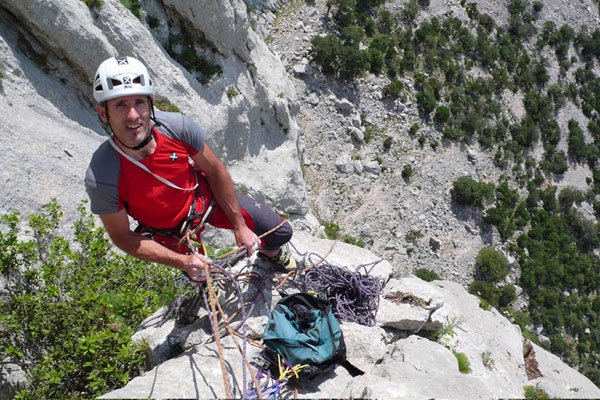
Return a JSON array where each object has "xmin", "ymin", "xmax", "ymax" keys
[
  {"xmin": 118, "ymin": 131, "xmax": 198, "ymax": 229},
  {"xmin": 85, "ymin": 110, "xmax": 209, "ymax": 229}
]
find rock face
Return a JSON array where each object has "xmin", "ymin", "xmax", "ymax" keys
[
  {"xmin": 97, "ymin": 235, "xmax": 600, "ymax": 399},
  {"xmin": 0, "ymin": 0, "xmax": 307, "ymax": 225},
  {"xmin": 2, "ymin": 0, "xmax": 600, "ymax": 398}
]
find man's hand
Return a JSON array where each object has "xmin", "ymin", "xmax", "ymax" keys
[
  {"xmin": 235, "ymin": 225, "xmax": 260, "ymax": 256},
  {"xmin": 183, "ymin": 253, "xmax": 210, "ymax": 282}
]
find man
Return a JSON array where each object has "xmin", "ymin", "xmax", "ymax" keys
[{"xmin": 85, "ymin": 56, "xmax": 295, "ymax": 282}]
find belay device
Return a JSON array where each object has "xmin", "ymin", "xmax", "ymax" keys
[{"xmin": 262, "ymin": 292, "xmax": 346, "ymax": 379}]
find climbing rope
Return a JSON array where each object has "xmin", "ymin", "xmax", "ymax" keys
[
  {"xmin": 297, "ymin": 253, "xmax": 384, "ymax": 326},
  {"xmin": 177, "ymin": 219, "xmax": 292, "ymax": 399},
  {"xmin": 141, "ymin": 219, "xmax": 385, "ymax": 398}
]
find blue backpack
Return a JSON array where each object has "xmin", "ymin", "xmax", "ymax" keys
[{"xmin": 262, "ymin": 293, "xmax": 346, "ymax": 379}]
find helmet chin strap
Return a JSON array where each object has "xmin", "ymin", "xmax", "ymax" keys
[{"xmin": 112, "ymin": 130, "xmax": 155, "ymax": 151}]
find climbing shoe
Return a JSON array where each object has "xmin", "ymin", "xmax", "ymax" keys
[{"xmin": 258, "ymin": 246, "xmax": 296, "ymax": 273}]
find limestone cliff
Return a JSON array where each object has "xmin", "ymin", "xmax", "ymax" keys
[{"xmin": 1, "ymin": 0, "xmax": 600, "ymax": 398}]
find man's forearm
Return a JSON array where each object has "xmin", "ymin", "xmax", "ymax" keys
[{"xmin": 111, "ymin": 231, "xmax": 188, "ymax": 270}]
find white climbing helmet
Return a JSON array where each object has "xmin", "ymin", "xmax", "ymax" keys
[{"xmin": 93, "ymin": 56, "xmax": 154, "ymax": 103}]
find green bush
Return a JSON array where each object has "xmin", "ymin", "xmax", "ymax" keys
[
  {"xmin": 453, "ymin": 350, "xmax": 472, "ymax": 373},
  {"xmin": 120, "ymin": 0, "xmax": 141, "ymax": 18},
  {"xmin": 468, "ymin": 280, "xmax": 499, "ymax": 306},
  {"xmin": 475, "ymin": 246, "xmax": 509, "ymax": 283},
  {"xmin": 82, "ymin": 0, "xmax": 103, "ymax": 7},
  {"xmin": 341, "ymin": 234, "xmax": 366, "ymax": 247},
  {"xmin": 524, "ymin": 385, "xmax": 549, "ymax": 399},
  {"xmin": 416, "ymin": 88, "xmax": 437, "ymax": 115},
  {"xmin": 498, "ymin": 284, "xmax": 517, "ymax": 307},
  {"xmin": 1, "ymin": 200, "xmax": 179, "ymax": 398},
  {"xmin": 320, "ymin": 219, "xmax": 341, "ymax": 240},
  {"xmin": 310, "ymin": 24, "xmax": 370, "ymax": 81},
  {"xmin": 452, "ymin": 176, "xmax": 495, "ymax": 207},
  {"xmin": 434, "ymin": 105, "xmax": 450, "ymax": 125},
  {"xmin": 567, "ymin": 119, "xmax": 588, "ymax": 163},
  {"xmin": 401, "ymin": 164, "xmax": 414, "ymax": 180},
  {"xmin": 382, "ymin": 79, "xmax": 404, "ymax": 98},
  {"xmin": 414, "ymin": 268, "xmax": 440, "ymax": 282}
]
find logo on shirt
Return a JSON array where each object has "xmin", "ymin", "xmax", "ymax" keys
[{"xmin": 170, "ymin": 152, "xmax": 178, "ymax": 162}]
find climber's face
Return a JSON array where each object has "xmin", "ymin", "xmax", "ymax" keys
[{"xmin": 97, "ymin": 95, "xmax": 153, "ymax": 149}]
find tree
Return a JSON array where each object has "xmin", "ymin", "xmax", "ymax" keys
[
  {"xmin": 568, "ymin": 119, "xmax": 588, "ymax": 163},
  {"xmin": 339, "ymin": 45, "xmax": 368, "ymax": 80},
  {"xmin": 475, "ymin": 246, "xmax": 510, "ymax": 283},
  {"xmin": 416, "ymin": 86, "xmax": 437, "ymax": 115},
  {"xmin": 452, "ymin": 176, "xmax": 495, "ymax": 207},
  {"xmin": 434, "ymin": 105, "xmax": 450, "ymax": 125},
  {"xmin": 311, "ymin": 35, "xmax": 343, "ymax": 75}
]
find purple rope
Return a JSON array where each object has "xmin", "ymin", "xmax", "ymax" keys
[{"xmin": 299, "ymin": 256, "xmax": 383, "ymax": 326}]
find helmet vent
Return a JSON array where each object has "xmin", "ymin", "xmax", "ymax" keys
[{"xmin": 109, "ymin": 78, "xmax": 122, "ymax": 89}]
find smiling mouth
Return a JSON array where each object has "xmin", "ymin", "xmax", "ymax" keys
[{"xmin": 126, "ymin": 123, "xmax": 142, "ymax": 131}]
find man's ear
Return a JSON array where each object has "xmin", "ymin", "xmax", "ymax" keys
[{"xmin": 96, "ymin": 103, "xmax": 108, "ymax": 123}]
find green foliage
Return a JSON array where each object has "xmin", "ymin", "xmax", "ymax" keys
[
  {"xmin": 409, "ymin": 123, "xmax": 420, "ymax": 136},
  {"xmin": 434, "ymin": 105, "xmax": 450, "ymax": 125},
  {"xmin": 468, "ymin": 280, "xmax": 515, "ymax": 309},
  {"xmin": 452, "ymin": 176, "xmax": 495, "ymax": 207},
  {"xmin": 120, "ymin": 0, "xmax": 141, "ymax": 18},
  {"xmin": 414, "ymin": 268, "xmax": 440, "ymax": 282},
  {"xmin": 558, "ymin": 187, "xmax": 585, "ymax": 213},
  {"xmin": 475, "ymin": 247, "xmax": 509, "ymax": 283},
  {"xmin": 567, "ymin": 119, "xmax": 588, "ymax": 163},
  {"xmin": 82, "ymin": 0, "xmax": 103, "ymax": 7},
  {"xmin": 226, "ymin": 86, "xmax": 240, "ymax": 99},
  {"xmin": 382, "ymin": 79, "xmax": 403, "ymax": 98},
  {"xmin": 402, "ymin": 0, "xmax": 420, "ymax": 22},
  {"xmin": 311, "ymin": 35, "xmax": 344, "ymax": 75},
  {"xmin": 484, "ymin": 182, "xmax": 521, "ymax": 239},
  {"xmin": 427, "ymin": 315, "xmax": 464, "ymax": 343},
  {"xmin": 401, "ymin": 164, "xmax": 414, "ymax": 180},
  {"xmin": 523, "ymin": 385, "xmax": 549, "ymax": 399},
  {"xmin": 341, "ymin": 234, "xmax": 366, "ymax": 248},
  {"xmin": 539, "ymin": 150, "xmax": 569, "ymax": 175},
  {"xmin": 320, "ymin": 219, "xmax": 341, "ymax": 240},
  {"xmin": 453, "ymin": 350, "xmax": 472, "ymax": 373},
  {"xmin": 405, "ymin": 229, "xmax": 423, "ymax": 242},
  {"xmin": 167, "ymin": 26, "xmax": 222, "ymax": 85},
  {"xmin": 153, "ymin": 98, "xmax": 180, "ymax": 113},
  {"xmin": 1, "ymin": 200, "xmax": 179, "ymax": 398},
  {"xmin": 383, "ymin": 136, "xmax": 393, "ymax": 151}
]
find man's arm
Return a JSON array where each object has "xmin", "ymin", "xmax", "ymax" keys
[
  {"xmin": 100, "ymin": 210, "xmax": 208, "ymax": 281},
  {"xmin": 191, "ymin": 144, "xmax": 259, "ymax": 255}
]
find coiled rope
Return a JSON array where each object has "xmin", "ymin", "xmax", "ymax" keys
[{"xmin": 296, "ymin": 251, "xmax": 384, "ymax": 326}]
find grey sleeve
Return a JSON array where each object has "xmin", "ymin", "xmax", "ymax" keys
[
  {"xmin": 153, "ymin": 110, "xmax": 207, "ymax": 151},
  {"xmin": 85, "ymin": 142, "xmax": 121, "ymax": 215}
]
